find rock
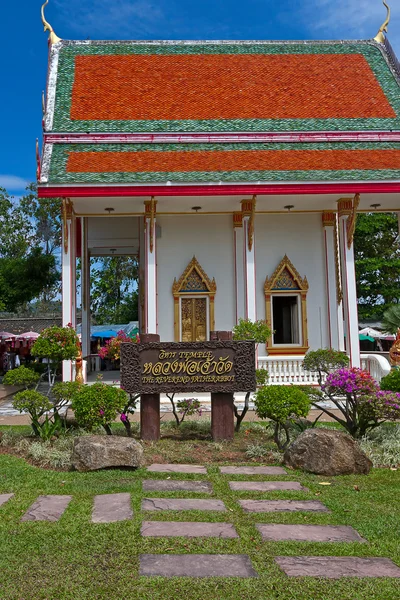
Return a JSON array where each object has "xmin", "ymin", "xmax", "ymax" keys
[
  {"xmin": 283, "ymin": 428, "xmax": 372, "ymax": 475},
  {"xmin": 72, "ymin": 436, "xmax": 144, "ymax": 472}
]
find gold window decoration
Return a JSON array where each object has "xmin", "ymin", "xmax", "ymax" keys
[
  {"xmin": 264, "ymin": 255, "xmax": 309, "ymax": 355},
  {"xmin": 172, "ymin": 257, "xmax": 217, "ymax": 342}
]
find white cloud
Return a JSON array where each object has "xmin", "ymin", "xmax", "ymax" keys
[
  {"xmin": 54, "ymin": 0, "xmax": 167, "ymax": 38},
  {"xmin": 294, "ymin": 0, "xmax": 400, "ymax": 54},
  {"xmin": 0, "ymin": 175, "xmax": 29, "ymax": 191}
]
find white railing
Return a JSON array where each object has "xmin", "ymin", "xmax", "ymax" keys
[
  {"xmin": 258, "ymin": 352, "xmax": 391, "ymax": 386},
  {"xmin": 258, "ymin": 356, "xmax": 321, "ymax": 386},
  {"xmin": 361, "ymin": 353, "xmax": 391, "ymax": 382}
]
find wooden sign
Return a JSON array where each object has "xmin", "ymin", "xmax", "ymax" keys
[{"xmin": 120, "ymin": 341, "xmax": 256, "ymax": 394}]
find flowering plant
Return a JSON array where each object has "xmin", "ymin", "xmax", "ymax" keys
[
  {"xmin": 31, "ymin": 324, "xmax": 80, "ymax": 364},
  {"xmin": 99, "ymin": 330, "xmax": 140, "ymax": 361},
  {"xmin": 304, "ymin": 366, "xmax": 400, "ymax": 438}
]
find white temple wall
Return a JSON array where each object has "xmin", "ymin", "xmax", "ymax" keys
[
  {"xmin": 255, "ymin": 213, "xmax": 329, "ymax": 352},
  {"xmin": 156, "ymin": 215, "xmax": 235, "ymax": 341}
]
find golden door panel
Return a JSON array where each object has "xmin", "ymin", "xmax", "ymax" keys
[{"xmin": 181, "ymin": 297, "xmax": 207, "ymax": 342}]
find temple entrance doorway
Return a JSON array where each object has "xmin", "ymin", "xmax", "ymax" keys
[{"xmin": 180, "ymin": 297, "xmax": 207, "ymax": 342}]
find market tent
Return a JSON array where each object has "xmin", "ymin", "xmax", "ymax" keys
[
  {"xmin": 92, "ymin": 330, "xmax": 117, "ymax": 339},
  {"xmin": 359, "ymin": 327, "xmax": 384, "ymax": 338},
  {"xmin": 359, "ymin": 334, "xmax": 375, "ymax": 342},
  {"xmin": 0, "ymin": 332, "xmax": 15, "ymax": 340},
  {"xmin": 17, "ymin": 331, "xmax": 40, "ymax": 339}
]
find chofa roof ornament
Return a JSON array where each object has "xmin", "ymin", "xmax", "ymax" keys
[
  {"xmin": 374, "ymin": 0, "xmax": 391, "ymax": 44},
  {"xmin": 41, "ymin": 0, "xmax": 61, "ymax": 45}
]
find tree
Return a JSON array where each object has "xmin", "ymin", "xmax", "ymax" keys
[
  {"xmin": 354, "ymin": 213, "xmax": 400, "ymax": 320},
  {"xmin": 381, "ymin": 305, "xmax": 400, "ymax": 335},
  {"xmin": 91, "ymin": 256, "xmax": 138, "ymax": 324},
  {"xmin": 0, "ymin": 248, "xmax": 57, "ymax": 312},
  {"xmin": 0, "ymin": 186, "xmax": 60, "ymax": 312},
  {"xmin": 18, "ymin": 184, "xmax": 62, "ymax": 305}
]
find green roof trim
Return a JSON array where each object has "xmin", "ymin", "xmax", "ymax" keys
[
  {"xmin": 50, "ymin": 40, "xmax": 400, "ymax": 133},
  {"xmin": 46, "ymin": 141, "xmax": 400, "ymax": 184}
]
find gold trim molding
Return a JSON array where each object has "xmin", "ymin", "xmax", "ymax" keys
[
  {"xmin": 62, "ymin": 199, "xmax": 74, "ymax": 254},
  {"xmin": 346, "ymin": 193, "xmax": 360, "ymax": 249},
  {"xmin": 264, "ymin": 255, "xmax": 309, "ymax": 355},
  {"xmin": 173, "ymin": 257, "xmax": 216, "ymax": 341}
]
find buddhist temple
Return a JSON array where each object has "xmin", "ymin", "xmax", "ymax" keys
[{"xmin": 37, "ymin": 2, "xmax": 398, "ymax": 382}]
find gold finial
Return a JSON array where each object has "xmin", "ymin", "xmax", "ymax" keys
[
  {"xmin": 374, "ymin": 0, "xmax": 390, "ymax": 43},
  {"xmin": 41, "ymin": 0, "xmax": 61, "ymax": 44}
]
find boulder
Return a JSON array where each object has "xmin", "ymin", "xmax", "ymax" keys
[
  {"xmin": 72, "ymin": 435, "xmax": 144, "ymax": 472},
  {"xmin": 284, "ymin": 428, "xmax": 372, "ymax": 475}
]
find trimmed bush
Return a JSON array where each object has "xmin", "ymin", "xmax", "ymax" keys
[
  {"xmin": 3, "ymin": 366, "xmax": 40, "ymax": 389},
  {"xmin": 254, "ymin": 385, "xmax": 311, "ymax": 450},
  {"xmin": 380, "ymin": 369, "xmax": 400, "ymax": 393},
  {"xmin": 71, "ymin": 382, "xmax": 127, "ymax": 435},
  {"xmin": 13, "ymin": 390, "xmax": 53, "ymax": 437},
  {"xmin": 303, "ymin": 348, "xmax": 349, "ymax": 385}
]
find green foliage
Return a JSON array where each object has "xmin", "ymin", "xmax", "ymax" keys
[
  {"xmin": 71, "ymin": 383, "xmax": 127, "ymax": 434},
  {"xmin": 255, "ymin": 385, "xmax": 311, "ymax": 424},
  {"xmin": 382, "ymin": 305, "xmax": 400, "ymax": 335},
  {"xmin": 256, "ymin": 368, "xmax": 269, "ymax": 386},
  {"xmin": 0, "ymin": 249, "xmax": 57, "ymax": 312},
  {"xmin": 302, "ymin": 348, "xmax": 349, "ymax": 385},
  {"xmin": 52, "ymin": 381, "xmax": 82, "ymax": 405},
  {"xmin": 255, "ymin": 385, "xmax": 311, "ymax": 450},
  {"xmin": 31, "ymin": 326, "xmax": 80, "ymax": 364},
  {"xmin": 13, "ymin": 390, "xmax": 53, "ymax": 437},
  {"xmin": 354, "ymin": 213, "xmax": 400, "ymax": 320},
  {"xmin": 380, "ymin": 369, "xmax": 400, "ymax": 393},
  {"xmin": 232, "ymin": 318, "xmax": 271, "ymax": 344},
  {"xmin": 3, "ymin": 366, "xmax": 40, "ymax": 389},
  {"xmin": 90, "ymin": 256, "xmax": 138, "ymax": 324}
]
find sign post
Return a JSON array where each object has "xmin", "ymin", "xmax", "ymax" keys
[{"xmin": 121, "ymin": 335, "xmax": 255, "ymax": 442}]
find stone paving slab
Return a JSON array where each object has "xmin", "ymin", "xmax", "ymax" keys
[
  {"xmin": 141, "ymin": 521, "xmax": 239, "ymax": 538},
  {"xmin": 21, "ymin": 495, "xmax": 72, "ymax": 522},
  {"xmin": 220, "ymin": 466, "xmax": 287, "ymax": 475},
  {"xmin": 92, "ymin": 493, "xmax": 133, "ymax": 523},
  {"xmin": 143, "ymin": 480, "xmax": 212, "ymax": 493},
  {"xmin": 239, "ymin": 500, "xmax": 329, "ymax": 513},
  {"xmin": 275, "ymin": 556, "xmax": 400, "ymax": 578},
  {"xmin": 257, "ymin": 524, "xmax": 366, "ymax": 542},
  {"xmin": 0, "ymin": 493, "xmax": 14, "ymax": 507},
  {"xmin": 147, "ymin": 464, "xmax": 207, "ymax": 474},
  {"xmin": 140, "ymin": 554, "xmax": 258, "ymax": 577},
  {"xmin": 142, "ymin": 498, "xmax": 226, "ymax": 511},
  {"xmin": 229, "ymin": 481, "xmax": 307, "ymax": 492}
]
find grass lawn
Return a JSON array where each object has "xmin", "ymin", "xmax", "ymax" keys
[{"xmin": 0, "ymin": 425, "xmax": 400, "ymax": 599}]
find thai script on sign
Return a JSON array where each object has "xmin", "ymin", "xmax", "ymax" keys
[{"xmin": 142, "ymin": 349, "xmax": 234, "ymax": 384}]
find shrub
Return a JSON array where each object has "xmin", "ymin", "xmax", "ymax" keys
[
  {"xmin": 52, "ymin": 381, "xmax": 82, "ymax": 413},
  {"xmin": 254, "ymin": 385, "xmax": 311, "ymax": 450},
  {"xmin": 99, "ymin": 330, "xmax": 139, "ymax": 361},
  {"xmin": 167, "ymin": 394, "xmax": 202, "ymax": 426},
  {"xmin": 71, "ymin": 382, "xmax": 127, "ymax": 435},
  {"xmin": 3, "ymin": 366, "xmax": 40, "ymax": 389},
  {"xmin": 13, "ymin": 390, "xmax": 53, "ymax": 437},
  {"xmin": 302, "ymin": 348, "xmax": 349, "ymax": 385},
  {"xmin": 360, "ymin": 424, "xmax": 400, "ymax": 468},
  {"xmin": 232, "ymin": 319, "xmax": 271, "ymax": 432},
  {"xmin": 309, "ymin": 367, "xmax": 400, "ymax": 438},
  {"xmin": 31, "ymin": 325, "xmax": 80, "ymax": 365},
  {"xmin": 380, "ymin": 369, "xmax": 400, "ymax": 393}
]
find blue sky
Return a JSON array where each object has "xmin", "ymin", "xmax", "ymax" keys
[{"xmin": 1, "ymin": 0, "xmax": 399, "ymax": 197}]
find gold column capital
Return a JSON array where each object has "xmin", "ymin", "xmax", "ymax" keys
[
  {"xmin": 337, "ymin": 198, "xmax": 353, "ymax": 218},
  {"xmin": 322, "ymin": 211, "xmax": 336, "ymax": 227},
  {"xmin": 233, "ymin": 212, "xmax": 243, "ymax": 228}
]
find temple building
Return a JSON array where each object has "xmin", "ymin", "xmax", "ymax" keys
[{"xmin": 37, "ymin": 5, "xmax": 399, "ymax": 382}]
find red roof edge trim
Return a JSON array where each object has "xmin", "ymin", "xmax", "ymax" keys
[{"xmin": 38, "ymin": 182, "xmax": 400, "ymax": 198}]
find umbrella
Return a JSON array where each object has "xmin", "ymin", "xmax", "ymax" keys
[
  {"xmin": 0, "ymin": 331, "xmax": 15, "ymax": 340},
  {"xmin": 358, "ymin": 327, "xmax": 384, "ymax": 339},
  {"xmin": 359, "ymin": 334, "xmax": 375, "ymax": 342},
  {"xmin": 17, "ymin": 331, "xmax": 40, "ymax": 339},
  {"xmin": 92, "ymin": 330, "xmax": 117, "ymax": 339},
  {"xmin": 128, "ymin": 327, "xmax": 139, "ymax": 338}
]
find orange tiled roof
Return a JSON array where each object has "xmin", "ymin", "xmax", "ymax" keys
[
  {"xmin": 67, "ymin": 148, "xmax": 400, "ymax": 174},
  {"xmin": 70, "ymin": 53, "xmax": 395, "ymax": 122}
]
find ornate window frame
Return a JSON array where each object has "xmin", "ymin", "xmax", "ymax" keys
[
  {"xmin": 264, "ymin": 255, "xmax": 309, "ymax": 355},
  {"xmin": 172, "ymin": 257, "xmax": 217, "ymax": 342}
]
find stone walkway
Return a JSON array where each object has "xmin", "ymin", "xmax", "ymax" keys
[{"xmin": 1, "ymin": 463, "xmax": 400, "ymax": 579}]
